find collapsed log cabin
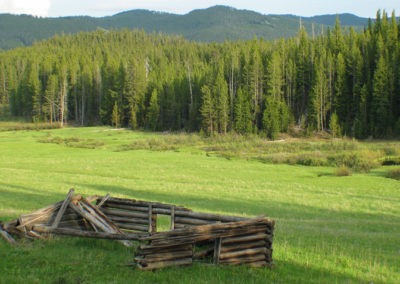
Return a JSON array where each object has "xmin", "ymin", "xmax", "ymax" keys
[{"xmin": 1, "ymin": 189, "xmax": 275, "ymax": 270}]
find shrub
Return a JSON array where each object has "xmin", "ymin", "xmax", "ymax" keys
[
  {"xmin": 330, "ymin": 152, "xmax": 379, "ymax": 173},
  {"xmin": 386, "ymin": 168, "xmax": 400, "ymax": 180},
  {"xmin": 295, "ymin": 152, "xmax": 328, "ymax": 167},
  {"xmin": 334, "ymin": 166, "xmax": 352, "ymax": 177}
]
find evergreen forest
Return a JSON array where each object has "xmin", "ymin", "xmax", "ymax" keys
[{"xmin": 0, "ymin": 10, "xmax": 399, "ymax": 139}]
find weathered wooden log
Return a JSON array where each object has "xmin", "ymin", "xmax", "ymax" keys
[
  {"xmin": 51, "ymin": 189, "xmax": 74, "ymax": 228},
  {"xmin": 3, "ymin": 219, "xmax": 18, "ymax": 230},
  {"xmin": 145, "ymin": 223, "xmax": 270, "ymax": 246},
  {"xmin": 220, "ymin": 240, "xmax": 266, "ymax": 253},
  {"xmin": 58, "ymin": 219, "xmax": 86, "ymax": 227},
  {"xmin": 170, "ymin": 206, "xmax": 175, "ymax": 230},
  {"xmin": 222, "ymin": 233, "xmax": 269, "ymax": 245},
  {"xmin": 141, "ymin": 218, "xmax": 271, "ymax": 242},
  {"xmin": 58, "ymin": 213, "xmax": 83, "ymax": 222},
  {"xmin": 219, "ymin": 247, "xmax": 268, "ymax": 260},
  {"xmin": 138, "ymin": 244, "xmax": 193, "ymax": 254},
  {"xmin": 32, "ymin": 226, "xmax": 147, "ymax": 240},
  {"xmin": 96, "ymin": 194, "xmax": 110, "ymax": 208},
  {"xmin": 148, "ymin": 204, "xmax": 153, "ymax": 233},
  {"xmin": 81, "ymin": 199, "xmax": 123, "ymax": 232},
  {"xmin": 137, "ymin": 258, "xmax": 192, "ymax": 270},
  {"xmin": 174, "ymin": 210, "xmax": 248, "ymax": 222},
  {"xmin": 101, "ymin": 203, "xmax": 173, "ymax": 215},
  {"xmin": 113, "ymin": 223, "xmax": 149, "ymax": 232},
  {"xmin": 107, "ymin": 216, "xmax": 149, "ymax": 225},
  {"xmin": 174, "ymin": 217, "xmax": 214, "ymax": 226},
  {"xmin": 17, "ymin": 201, "xmax": 62, "ymax": 228},
  {"xmin": 213, "ymin": 237, "xmax": 222, "ymax": 264},
  {"xmin": 219, "ymin": 254, "xmax": 266, "ymax": 264},
  {"xmin": 0, "ymin": 226, "xmax": 18, "ymax": 245},
  {"xmin": 135, "ymin": 250, "xmax": 193, "ymax": 263},
  {"xmin": 101, "ymin": 208, "xmax": 149, "ymax": 219},
  {"xmin": 85, "ymin": 195, "xmax": 99, "ymax": 203},
  {"xmin": 69, "ymin": 201, "xmax": 132, "ymax": 247},
  {"xmin": 105, "ymin": 197, "xmax": 191, "ymax": 211}
]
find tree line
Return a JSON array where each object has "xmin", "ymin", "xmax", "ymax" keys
[{"xmin": 0, "ymin": 10, "xmax": 399, "ymax": 138}]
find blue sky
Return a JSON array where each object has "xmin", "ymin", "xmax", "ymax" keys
[{"xmin": 0, "ymin": 0, "xmax": 399, "ymax": 18}]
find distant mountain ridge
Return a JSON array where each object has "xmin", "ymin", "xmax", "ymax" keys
[{"xmin": 0, "ymin": 5, "xmax": 372, "ymax": 50}]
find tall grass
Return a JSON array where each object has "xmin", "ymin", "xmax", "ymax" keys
[{"xmin": 0, "ymin": 126, "xmax": 399, "ymax": 283}]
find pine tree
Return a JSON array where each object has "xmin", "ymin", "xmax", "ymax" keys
[
  {"xmin": 234, "ymin": 87, "xmax": 252, "ymax": 134},
  {"xmin": 263, "ymin": 97, "xmax": 280, "ymax": 140},
  {"xmin": 371, "ymin": 55, "xmax": 390, "ymax": 137},
  {"xmin": 200, "ymin": 84, "xmax": 215, "ymax": 136},
  {"xmin": 112, "ymin": 101, "xmax": 120, "ymax": 128},
  {"xmin": 147, "ymin": 89, "xmax": 160, "ymax": 131},
  {"xmin": 329, "ymin": 112, "xmax": 341, "ymax": 138}
]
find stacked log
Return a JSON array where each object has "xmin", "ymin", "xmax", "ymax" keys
[
  {"xmin": 1, "ymin": 190, "xmax": 275, "ymax": 270},
  {"xmin": 135, "ymin": 244, "xmax": 193, "ymax": 270},
  {"xmin": 173, "ymin": 210, "xmax": 249, "ymax": 228},
  {"xmin": 135, "ymin": 217, "xmax": 274, "ymax": 270},
  {"xmin": 98, "ymin": 197, "xmax": 191, "ymax": 233}
]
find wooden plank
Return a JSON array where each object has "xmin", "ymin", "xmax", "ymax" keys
[
  {"xmin": 101, "ymin": 203, "xmax": 173, "ymax": 215},
  {"xmin": 220, "ymin": 240, "xmax": 266, "ymax": 253},
  {"xmin": 174, "ymin": 217, "xmax": 214, "ymax": 226},
  {"xmin": 174, "ymin": 210, "xmax": 249, "ymax": 222},
  {"xmin": 213, "ymin": 237, "xmax": 222, "ymax": 265},
  {"xmin": 114, "ymin": 223, "xmax": 149, "ymax": 232},
  {"xmin": 69, "ymin": 201, "xmax": 132, "ymax": 247},
  {"xmin": 32, "ymin": 226, "xmax": 148, "ymax": 240},
  {"xmin": 170, "ymin": 206, "xmax": 175, "ymax": 230},
  {"xmin": 219, "ymin": 247, "xmax": 268, "ymax": 260},
  {"xmin": 51, "ymin": 188, "xmax": 74, "ymax": 228},
  {"xmin": 96, "ymin": 193, "xmax": 110, "ymax": 208},
  {"xmin": 138, "ymin": 244, "xmax": 193, "ymax": 255},
  {"xmin": 148, "ymin": 204, "xmax": 152, "ymax": 233},
  {"xmin": 107, "ymin": 216, "xmax": 149, "ymax": 225},
  {"xmin": 141, "ymin": 217, "xmax": 272, "ymax": 240},
  {"xmin": 101, "ymin": 208, "xmax": 149, "ymax": 219},
  {"xmin": 222, "ymin": 233, "xmax": 269, "ymax": 245},
  {"xmin": 105, "ymin": 197, "xmax": 190, "ymax": 211},
  {"xmin": 146, "ymin": 225, "xmax": 269, "ymax": 246},
  {"xmin": 17, "ymin": 201, "xmax": 62, "ymax": 228},
  {"xmin": 0, "ymin": 227, "xmax": 17, "ymax": 245}
]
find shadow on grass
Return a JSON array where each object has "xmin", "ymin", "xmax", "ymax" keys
[
  {"xmin": 0, "ymin": 182, "xmax": 67, "ymax": 220},
  {"xmin": 79, "ymin": 182, "xmax": 400, "ymax": 224}
]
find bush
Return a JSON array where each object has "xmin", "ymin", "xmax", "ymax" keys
[
  {"xmin": 295, "ymin": 152, "xmax": 328, "ymax": 167},
  {"xmin": 386, "ymin": 168, "xmax": 400, "ymax": 180},
  {"xmin": 334, "ymin": 166, "xmax": 352, "ymax": 176},
  {"xmin": 330, "ymin": 152, "xmax": 379, "ymax": 173}
]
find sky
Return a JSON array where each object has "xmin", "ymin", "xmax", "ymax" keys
[{"xmin": 0, "ymin": 0, "xmax": 399, "ymax": 18}]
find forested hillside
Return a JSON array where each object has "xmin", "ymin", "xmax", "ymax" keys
[
  {"xmin": 0, "ymin": 6, "xmax": 370, "ymax": 50},
  {"xmin": 0, "ymin": 11, "xmax": 399, "ymax": 138}
]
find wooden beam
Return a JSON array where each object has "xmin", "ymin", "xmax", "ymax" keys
[
  {"xmin": 96, "ymin": 193, "xmax": 110, "ymax": 208},
  {"xmin": 32, "ymin": 226, "xmax": 148, "ymax": 240},
  {"xmin": 0, "ymin": 227, "xmax": 17, "ymax": 245},
  {"xmin": 51, "ymin": 188, "xmax": 74, "ymax": 228}
]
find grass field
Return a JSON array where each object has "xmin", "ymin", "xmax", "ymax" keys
[{"xmin": 0, "ymin": 126, "xmax": 399, "ymax": 283}]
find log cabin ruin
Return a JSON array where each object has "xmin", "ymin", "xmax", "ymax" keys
[{"xmin": 0, "ymin": 189, "xmax": 275, "ymax": 270}]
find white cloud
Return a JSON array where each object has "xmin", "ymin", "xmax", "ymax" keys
[{"xmin": 0, "ymin": 0, "xmax": 51, "ymax": 17}]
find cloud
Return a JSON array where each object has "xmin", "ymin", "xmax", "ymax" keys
[{"xmin": 0, "ymin": 0, "xmax": 51, "ymax": 17}]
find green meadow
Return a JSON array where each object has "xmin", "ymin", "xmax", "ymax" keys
[{"xmin": 0, "ymin": 126, "xmax": 399, "ymax": 283}]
